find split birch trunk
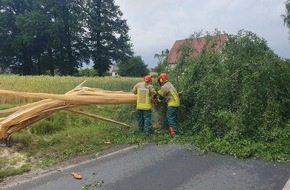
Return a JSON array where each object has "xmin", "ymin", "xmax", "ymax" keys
[{"xmin": 0, "ymin": 83, "xmax": 136, "ymax": 141}]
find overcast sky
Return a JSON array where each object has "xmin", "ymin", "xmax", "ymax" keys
[{"xmin": 115, "ymin": 0, "xmax": 290, "ymax": 68}]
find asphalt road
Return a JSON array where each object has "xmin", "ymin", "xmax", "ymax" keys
[{"xmin": 1, "ymin": 143, "xmax": 290, "ymax": 190}]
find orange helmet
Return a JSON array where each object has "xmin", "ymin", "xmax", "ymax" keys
[
  {"xmin": 158, "ymin": 73, "xmax": 168, "ymax": 80},
  {"xmin": 144, "ymin": 75, "xmax": 152, "ymax": 82},
  {"xmin": 158, "ymin": 73, "xmax": 168, "ymax": 85}
]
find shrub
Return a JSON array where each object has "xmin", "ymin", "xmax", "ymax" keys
[{"xmin": 171, "ymin": 30, "xmax": 290, "ymax": 161}]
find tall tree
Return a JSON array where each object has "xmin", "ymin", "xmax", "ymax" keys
[
  {"xmin": 15, "ymin": 10, "xmax": 51, "ymax": 75},
  {"xmin": 0, "ymin": 0, "xmax": 34, "ymax": 75},
  {"xmin": 0, "ymin": 0, "xmax": 16, "ymax": 72},
  {"xmin": 84, "ymin": 0, "xmax": 133, "ymax": 76},
  {"xmin": 0, "ymin": 0, "xmax": 89, "ymax": 75},
  {"xmin": 40, "ymin": 0, "xmax": 88, "ymax": 75},
  {"xmin": 0, "ymin": 0, "xmax": 131, "ymax": 76}
]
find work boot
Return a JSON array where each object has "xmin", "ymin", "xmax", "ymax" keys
[{"xmin": 169, "ymin": 126, "xmax": 175, "ymax": 136}]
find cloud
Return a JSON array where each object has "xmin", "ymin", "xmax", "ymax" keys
[{"xmin": 116, "ymin": 0, "xmax": 290, "ymax": 68}]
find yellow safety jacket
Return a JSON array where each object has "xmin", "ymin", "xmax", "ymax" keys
[
  {"xmin": 136, "ymin": 87, "xmax": 151, "ymax": 110},
  {"xmin": 132, "ymin": 82, "xmax": 155, "ymax": 110},
  {"xmin": 158, "ymin": 81, "xmax": 180, "ymax": 107}
]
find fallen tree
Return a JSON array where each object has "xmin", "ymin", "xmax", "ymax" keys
[{"xmin": 0, "ymin": 82, "xmax": 136, "ymax": 145}]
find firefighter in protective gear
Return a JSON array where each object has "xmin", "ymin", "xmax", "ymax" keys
[
  {"xmin": 132, "ymin": 75, "xmax": 156, "ymax": 135},
  {"xmin": 157, "ymin": 73, "xmax": 180, "ymax": 135}
]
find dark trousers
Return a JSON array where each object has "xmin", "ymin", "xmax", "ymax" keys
[
  {"xmin": 137, "ymin": 110, "xmax": 153, "ymax": 134},
  {"xmin": 166, "ymin": 106, "xmax": 178, "ymax": 132}
]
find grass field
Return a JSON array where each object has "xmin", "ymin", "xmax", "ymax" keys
[{"xmin": 0, "ymin": 75, "xmax": 141, "ymax": 104}]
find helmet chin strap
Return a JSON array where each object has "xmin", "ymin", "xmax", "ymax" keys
[{"xmin": 158, "ymin": 78, "xmax": 162, "ymax": 86}]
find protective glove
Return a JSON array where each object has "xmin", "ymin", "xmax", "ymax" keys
[{"xmin": 151, "ymin": 98, "xmax": 158, "ymax": 105}]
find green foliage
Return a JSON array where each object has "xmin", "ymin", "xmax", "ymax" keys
[
  {"xmin": 153, "ymin": 49, "xmax": 170, "ymax": 73},
  {"xmin": 76, "ymin": 68, "xmax": 98, "ymax": 77},
  {"xmin": 0, "ymin": 0, "xmax": 132, "ymax": 76},
  {"xmin": 171, "ymin": 30, "xmax": 290, "ymax": 161},
  {"xmin": 0, "ymin": 0, "xmax": 88, "ymax": 75},
  {"xmin": 118, "ymin": 56, "xmax": 149, "ymax": 77},
  {"xmin": 30, "ymin": 112, "xmax": 71, "ymax": 135}
]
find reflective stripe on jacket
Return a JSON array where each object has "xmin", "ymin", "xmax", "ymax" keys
[
  {"xmin": 136, "ymin": 87, "xmax": 151, "ymax": 110},
  {"xmin": 132, "ymin": 82, "xmax": 155, "ymax": 110}
]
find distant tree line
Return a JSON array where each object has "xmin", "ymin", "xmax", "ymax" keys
[{"xmin": 0, "ymin": 0, "xmax": 134, "ymax": 76}]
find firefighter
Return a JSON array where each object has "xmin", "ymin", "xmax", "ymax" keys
[
  {"xmin": 156, "ymin": 73, "xmax": 180, "ymax": 135},
  {"xmin": 132, "ymin": 75, "xmax": 156, "ymax": 135}
]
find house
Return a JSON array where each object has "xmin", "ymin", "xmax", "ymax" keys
[
  {"xmin": 167, "ymin": 34, "xmax": 228, "ymax": 68},
  {"xmin": 109, "ymin": 65, "xmax": 119, "ymax": 77}
]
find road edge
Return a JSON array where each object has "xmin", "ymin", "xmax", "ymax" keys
[
  {"xmin": 283, "ymin": 177, "xmax": 290, "ymax": 190},
  {"xmin": 0, "ymin": 145, "xmax": 139, "ymax": 190}
]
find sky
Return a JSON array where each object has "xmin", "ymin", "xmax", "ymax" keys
[{"xmin": 114, "ymin": 0, "xmax": 290, "ymax": 68}]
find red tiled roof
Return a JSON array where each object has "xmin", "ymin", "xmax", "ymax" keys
[{"xmin": 168, "ymin": 34, "xmax": 228, "ymax": 64}]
